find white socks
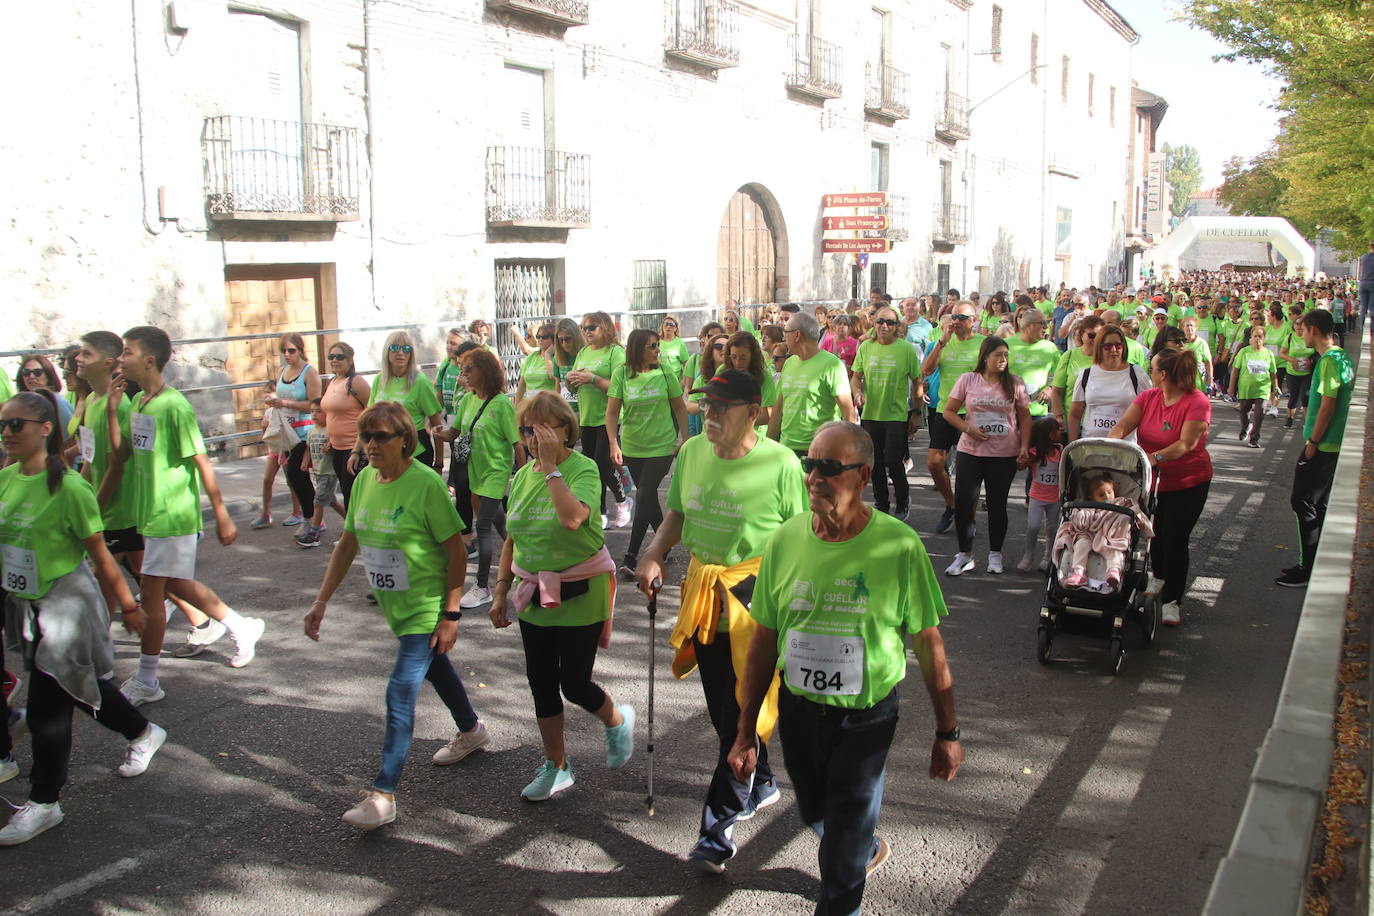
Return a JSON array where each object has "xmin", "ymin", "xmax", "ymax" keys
[{"xmin": 136, "ymin": 654, "xmax": 160, "ymax": 688}]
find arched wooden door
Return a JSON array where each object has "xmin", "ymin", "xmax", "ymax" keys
[{"xmin": 717, "ymin": 187, "xmax": 780, "ymax": 305}]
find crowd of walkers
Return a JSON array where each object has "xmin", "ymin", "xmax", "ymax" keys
[{"xmin": 0, "ymin": 267, "xmax": 1360, "ymax": 914}]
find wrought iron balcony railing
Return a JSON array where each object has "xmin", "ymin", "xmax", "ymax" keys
[
  {"xmin": 486, "ymin": 0, "xmax": 589, "ymax": 27},
  {"xmin": 786, "ymin": 34, "xmax": 843, "ymax": 100},
  {"xmin": 935, "ymin": 90, "xmax": 971, "ymax": 141},
  {"xmin": 861, "ymin": 194, "xmax": 909, "ymax": 242},
  {"xmin": 665, "ymin": 0, "xmax": 739, "ymax": 69},
  {"xmin": 203, "ymin": 116, "xmax": 361, "ymax": 221},
  {"xmin": 486, "ymin": 146, "xmax": 591, "ymax": 228},
  {"xmin": 864, "ymin": 63, "xmax": 910, "ymax": 120},
  {"xmin": 932, "ymin": 204, "xmax": 969, "ymax": 245}
]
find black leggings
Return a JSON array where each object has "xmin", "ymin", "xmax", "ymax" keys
[
  {"xmin": 29, "ymin": 671, "xmax": 148, "ymax": 804},
  {"xmin": 519, "ymin": 619, "xmax": 607, "ymax": 719},
  {"xmin": 623, "ymin": 455, "xmax": 673, "ymax": 558},
  {"xmin": 284, "ymin": 440, "xmax": 315, "ymax": 512},
  {"xmin": 953, "ymin": 451, "xmax": 1019, "ymax": 553},
  {"xmin": 1286, "ymin": 373, "xmax": 1312, "ymax": 411},
  {"xmin": 861, "ymin": 419, "xmax": 910, "ymax": 512},
  {"xmin": 330, "ymin": 446, "xmax": 360, "ymax": 506},
  {"xmin": 416, "ymin": 429, "xmax": 436, "ymax": 470},
  {"xmin": 450, "ymin": 460, "xmax": 475, "ymax": 535},
  {"xmin": 474, "ymin": 496, "xmax": 507, "ymax": 589},
  {"xmin": 1152, "ymin": 481, "xmax": 1210, "ymax": 604},
  {"xmin": 580, "ymin": 426, "xmax": 624, "ymax": 513}
]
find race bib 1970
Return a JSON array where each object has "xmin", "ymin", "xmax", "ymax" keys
[
  {"xmin": 361, "ymin": 546, "xmax": 410, "ymax": 592},
  {"xmin": 971, "ymin": 411, "xmax": 1009, "ymax": 437},
  {"xmin": 784, "ymin": 630, "xmax": 864, "ymax": 696}
]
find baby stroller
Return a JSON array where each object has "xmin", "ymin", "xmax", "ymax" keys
[{"xmin": 1036, "ymin": 438, "xmax": 1160, "ymax": 675}]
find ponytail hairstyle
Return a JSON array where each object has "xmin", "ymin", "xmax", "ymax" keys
[
  {"xmin": 11, "ymin": 390, "xmax": 67, "ymax": 494},
  {"xmin": 1028, "ymin": 415, "xmax": 1063, "ymax": 468},
  {"xmin": 1154, "ymin": 348, "xmax": 1200, "ymax": 393}
]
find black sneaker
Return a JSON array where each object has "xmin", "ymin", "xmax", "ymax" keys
[
  {"xmin": 687, "ymin": 838, "xmax": 735, "ymax": 874},
  {"xmin": 935, "ymin": 506, "xmax": 955, "ymax": 534},
  {"xmin": 1248, "ymin": 440, "xmax": 1260, "ymax": 448},
  {"xmin": 1284, "ymin": 417, "xmax": 1294, "ymax": 429},
  {"xmin": 1280, "ymin": 565, "xmax": 1304, "ymax": 578},
  {"xmin": 1275, "ymin": 568, "xmax": 1310, "ymax": 588}
]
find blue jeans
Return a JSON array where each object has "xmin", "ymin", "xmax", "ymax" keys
[
  {"xmin": 375, "ymin": 633, "xmax": 479, "ymax": 793},
  {"xmin": 778, "ymin": 687, "xmax": 900, "ymax": 916},
  {"xmin": 1358, "ymin": 284, "xmax": 1374, "ymax": 324}
]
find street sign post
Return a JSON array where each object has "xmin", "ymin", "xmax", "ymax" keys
[
  {"xmin": 822, "ymin": 215, "xmax": 887, "ymax": 231},
  {"xmin": 821, "ymin": 192, "xmax": 888, "ymax": 208},
  {"xmin": 821, "ymin": 238, "xmax": 893, "ymax": 254}
]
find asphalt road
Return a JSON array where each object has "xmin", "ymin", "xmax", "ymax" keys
[{"xmin": 0, "ymin": 400, "xmax": 1323, "ymax": 915}]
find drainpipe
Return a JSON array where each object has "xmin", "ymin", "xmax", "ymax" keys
[
  {"xmin": 1038, "ymin": 0, "xmax": 1048, "ymax": 285},
  {"xmin": 363, "ymin": 0, "xmax": 378, "ymax": 310}
]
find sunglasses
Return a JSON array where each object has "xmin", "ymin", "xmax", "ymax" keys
[
  {"xmin": 0, "ymin": 417, "xmax": 45, "ymax": 433},
  {"xmin": 281, "ymin": 347, "xmax": 299, "ymax": 354},
  {"xmin": 874, "ymin": 318, "xmax": 898, "ymax": 326},
  {"xmin": 800, "ymin": 457, "xmax": 865, "ymax": 477},
  {"xmin": 557, "ymin": 336, "xmax": 575, "ymax": 343},
  {"xmin": 712, "ymin": 343, "xmax": 726, "ymax": 351},
  {"xmin": 358, "ymin": 430, "xmax": 400, "ymax": 443},
  {"xmin": 581, "ymin": 326, "xmax": 598, "ymax": 333},
  {"xmin": 387, "ymin": 344, "xmax": 413, "ymax": 353},
  {"xmin": 950, "ymin": 315, "xmax": 972, "ymax": 322},
  {"xmin": 1100, "ymin": 342, "xmax": 1124, "ymax": 350},
  {"xmin": 1086, "ymin": 332, "xmax": 1097, "ymax": 340},
  {"xmin": 328, "ymin": 353, "xmax": 346, "ymax": 361},
  {"xmin": 662, "ymin": 322, "xmax": 678, "ymax": 328},
  {"xmin": 20, "ymin": 368, "xmax": 47, "ymax": 377},
  {"xmin": 647, "ymin": 342, "xmax": 660, "ymax": 349},
  {"xmin": 536, "ymin": 333, "xmax": 553, "ymax": 341}
]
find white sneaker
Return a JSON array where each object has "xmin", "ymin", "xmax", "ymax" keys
[
  {"xmin": 1015, "ymin": 555, "xmax": 1035, "ymax": 573},
  {"xmin": 460, "ymin": 585, "xmax": 493, "ymax": 609},
  {"xmin": 613, "ymin": 496, "xmax": 635, "ymax": 529},
  {"xmin": 282, "ymin": 514, "xmax": 304, "ymax": 527},
  {"xmin": 341, "ymin": 791, "xmax": 396, "ymax": 830},
  {"xmin": 228, "ymin": 617, "xmax": 266, "ymax": 669},
  {"xmin": 433, "ymin": 720, "xmax": 489, "ymax": 765},
  {"xmin": 0, "ymin": 757, "xmax": 18, "ymax": 784},
  {"xmin": 945, "ymin": 553, "xmax": 975, "ymax": 576},
  {"xmin": 1161, "ymin": 601, "xmax": 1182, "ymax": 626},
  {"xmin": 119, "ymin": 676, "xmax": 165, "ymax": 707},
  {"xmin": 600, "ymin": 513, "xmax": 609, "ymax": 529},
  {"xmin": 0, "ymin": 801, "xmax": 63, "ymax": 846},
  {"xmin": 117, "ymin": 723, "xmax": 167, "ymax": 777},
  {"xmin": 169, "ymin": 619, "xmax": 228, "ymax": 658},
  {"xmin": 987, "ymin": 552, "xmax": 1004, "ymax": 574}
]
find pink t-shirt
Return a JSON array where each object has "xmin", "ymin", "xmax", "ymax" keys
[
  {"xmin": 1133, "ymin": 387, "xmax": 1213, "ymax": 491},
  {"xmin": 1028, "ymin": 443, "xmax": 1063, "ymax": 503},
  {"xmin": 949, "ymin": 372, "xmax": 1030, "ymax": 458},
  {"xmin": 821, "ymin": 335, "xmax": 858, "ymax": 370}
]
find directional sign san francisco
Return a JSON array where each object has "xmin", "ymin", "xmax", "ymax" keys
[
  {"xmin": 821, "ymin": 238, "xmax": 893, "ymax": 254},
  {"xmin": 822, "ymin": 192, "xmax": 888, "ymax": 208},
  {"xmin": 823, "ymin": 215, "xmax": 888, "ymax": 231}
]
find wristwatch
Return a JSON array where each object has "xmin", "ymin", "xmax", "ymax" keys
[
  {"xmin": 545, "ymin": 469, "xmax": 564, "ymax": 482},
  {"xmin": 441, "ymin": 610, "xmax": 462, "ymax": 622},
  {"xmin": 1152, "ymin": 451, "xmax": 1164, "ymax": 465},
  {"xmin": 936, "ymin": 726, "xmax": 961, "ymax": 742}
]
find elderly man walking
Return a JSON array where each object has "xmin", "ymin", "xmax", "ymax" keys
[{"xmin": 769, "ymin": 313, "xmax": 857, "ymax": 456}]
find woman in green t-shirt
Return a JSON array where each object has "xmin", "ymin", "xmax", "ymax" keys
[
  {"xmin": 568, "ymin": 312, "xmax": 630, "ymax": 526},
  {"xmin": 305, "ymin": 401, "xmax": 487, "ymax": 831},
  {"xmin": 550, "ymin": 318, "xmax": 583, "ymax": 417},
  {"xmin": 515, "ymin": 323, "xmax": 559, "ymax": 406},
  {"xmin": 606, "ymin": 329, "xmax": 688, "ymax": 579},
  {"xmin": 725, "ymin": 331, "xmax": 779, "ymax": 429},
  {"xmin": 1278, "ymin": 315, "xmax": 1316, "ymax": 430},
  {"xmin": 488, "ymin": 392, "xmax": 635, "ymax": 803},
  {"xmin": 657, "ymin": 316, "xmax": 688, "ymax": 382},
  {"xmin": 681, "ymin": 321, "xmax": 725, "ymax": 438},
  {"xmin": 367, "ymin": 330, "xmax": 444, "ymax": 470},
  {"xmin": 438, "ymin": 349, "xmax": 523, "ymax": 611},
  {"xmin": 0, "ymin": 391, "xmax": 162, "ymax": 847},
  {"xmin": 1228, "ymin": 325, "xmax": 1277, "ymax": 448}
]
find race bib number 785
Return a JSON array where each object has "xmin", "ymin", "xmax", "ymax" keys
[{"xmin": 361, "ymin": 546, "xmax": 410, "ymax": 592}]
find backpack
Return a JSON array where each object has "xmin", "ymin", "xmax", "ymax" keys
[{"xmin": 1078, "ymin": 364, "xmax": 1139, "ymax": 399}]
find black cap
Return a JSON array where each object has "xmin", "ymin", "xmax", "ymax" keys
[
  {"xmin": 778, "ymin": 303, "xmax": 801, "ymax": 314},
  {"xmin": 689, "ymin": 369, "xmax": 762, "ymax": 404}
]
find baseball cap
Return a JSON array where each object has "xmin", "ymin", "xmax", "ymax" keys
[
  {"xmin": 1151, "ymin": 295, "xmax": 1168, "ymax": 304},
  {"xmin": 1152, "ymin": 307, "xmax": 1169, "ymax": 317},
  {"xmin": 689, "ymin": 369, "xmax": 762, "ymax": 404}
]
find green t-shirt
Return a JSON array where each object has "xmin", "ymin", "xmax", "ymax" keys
[
  {"xmin": 454, "ymin": 394, "xmax": 519, "ymax": 499},
  {"xmin": 658, "ymin": 338, "xmax": 689, "ymax": 382},
  {"xmin": 345, "ymin": 461, "xmax": 462, "ymax": 637},
  {"xmin": 1263, "ymin": 324, "xmax": 1287, "ymax": 357},
  {"xmin": 571, "ymin": 344, "xmax": 624, "ymax": 429},
  {"xmin": 1218, "ymin": 318, "xmax": 1245, "ymax": 357},
  {"xmin": 1281, "ymin": 330, "xmax": 1315, "ymax": 377},
  {"xmin": 751, "ymin": 511, "xmax": 948, "ymax": 709},
  {"xmin": 1140, "ymin": 323, "xmax": 1160, "ymax": 349},
  {"xmin": 370, "ymin": 375, "xmax": 443, "ymax": 430},
  {"xmin": 520, "ymin": 351, "xmax": 558, "ymax": 396},
  {"xmin": 0, "ymin": 467, "xmax": 103, "ymax": 599},
  {"xmin": 1194, "ymin": 316, "xmax": 1225, "ymax": 352},
  {"xmin": 1006, "ymin": 338, "xmax": 1060, "ymax": 417},
  {"xmin": 608, "ymin": 365, "xmax": 682, "ymax": 458},
  {"xmin": 777, "ymin": 350, "xmax": 851, "ymax": 450},
  {"xmin": 129, "ymin": 387, "xmax": 206, "ymax": 538},
  {"xmin": 1184, "ymin": 338, "xmax": 1213, "ymax": 386},
  {"xmin": 667, "ymin": 435, "xmax": 807, "ymax": 566},
  {"xmin": 1052, "ymin": 348, "xmax": 1094, "ymax": 390},
  {"xmin": 434, "ymin": 359, "xmax": 462, "ymax": 417},
  {"xmin": 0, "ymin": 373, "xmax": 12, "ymax": 403},
  {"xmin": 979, "ymin": 311, "xmax": 1002, "ymax": 334},
  {"xmin": 506, "ymin": 450, "xmax": 609, "ymax": 627},
  {"xmin": 1035, "ymin": 300, "xmax": 1055, "ymax": 319},
  {"xmin": 1232, "ymin": 345, "xmax": 1276, "ymax": 400},
  {"xmin": 81, "ymin": 392, "xmax": 137, "ymax": 531},
  {"xmin": 1125, "ymin": 337, "xmax": 1150, "ymax": 370},
  {"xmin": 934, "ymin": 334, "xmax": 987, "ymax": 411},
  {"xmin": 854, "ymin": 339, "xmax": 922, "ymax": 422},
  {"xmin": 1305, "ymin": 348, "xmax": 1355, "ymax": 453}
]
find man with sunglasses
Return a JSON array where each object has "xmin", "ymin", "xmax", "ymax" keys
[
  {"xmin": 921, "ymin": 301, "xmax": 986, "ymax": 533},
  {"xmin": 768, "ymin": 313, "xmax": 856, "ymax": 457},
  {"xmin": 636, "ymin": 369, "xmax": 805, "ymax": 874},
  {"xmin": 727, "ymin": 421, "xmax": 962, "ymax": 913}
]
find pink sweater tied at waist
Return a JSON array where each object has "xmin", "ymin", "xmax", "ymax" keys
[{"xmin": 511, "ymin": 545, "xmax": 618, "ymax": 648}]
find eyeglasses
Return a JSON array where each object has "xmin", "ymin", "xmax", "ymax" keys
[
  {"xmin": 1100, "ymin": 342, "xmax": 1124, "ymax": 351},
  {"xmin": 800, "ymin": 457, "xmax": 866, "ymax": 477},
  {"xmin": 358, "ymin": 430, "xmax": 400, "ymax": 443},
  {"xmin": 712, "ymin": 343, "xmax": 726, "ymax": 351},
  {"xmin": 536, "ymin": 333, "xmax": 553, "ymax": 341},
  {"xmin": 387, "ymin": 345, "xmax": 413, "ymax": 354},
  {"xmin": 20, "ymin": 368, "xmax": 46, "ymax": 378},
  {"xmin": 0, "ymin": 417, "xmax": 44, "ymax": 433},
  {"xmin": 328, "ymin": 353, "xmax": 346, "ymax": 361},
  {"xmin": 702, "ymin": 399, "xmax": 750, "ymax": 415},
  {"xmin": 950, "ymin": 315, "xmax": 972, "ymax": 322},
  {"xmin": 281, "ymin": 347, "xmax": 299, "ymax": 354},
  {"xmin": 873, "ymin": 318, "xmax": 898, "ymax": 326}
]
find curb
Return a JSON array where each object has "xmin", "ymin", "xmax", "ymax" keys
[{"xmin": 1205, "ymin": 325, "xmax": 1371, "ymax": 914}]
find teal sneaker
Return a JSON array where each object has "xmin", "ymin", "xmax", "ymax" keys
[
  {"xmin": 605, "ymin": 704, "xmax": 635, "ymax": 770},
  {"xmin": 521, "ymin": 759, "xmax": 574, "ymax": 802}
]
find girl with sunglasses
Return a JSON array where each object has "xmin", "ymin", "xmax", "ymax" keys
[
  {"xmin": 1049, "ymin": 315, "xmax": 1103, "ymax": 421},
  {"xmin": 1068, "ymin": 327, "xmax": 1150, "ymax": 443},
  {"xmin": 567, "ymin": 313, "xmax": 631, "ymax": 529},
  {"xmin": 15, "ymin": 356, "xmax": 74, "ymax": 433},
  {"xmin": 515, "ymin": 323, "xmax": 559, "ymax": 406},
  {"xmin": 0, "ymin": 391, "xmax": 166, "ymax": 846},
  {"xmin": 366, "ymin": 331, "xmax": 444, "ymax": 472},
  {"xmin": 657, "ymin": 316, "xmax": 688, "ymax": 382},
  {"xmin": 550, "ymin": 318, "xmax": 584, "ymax": 416},
  {"xmin": 252, "ymin": 333, "xmax": 320, "ymax": 530},
  {"xmin": 320, "ymin": 342, "xmax": 370, "ymax": 505}
]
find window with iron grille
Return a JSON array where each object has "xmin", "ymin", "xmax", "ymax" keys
[
  {"xmin": 870, "ymin": 262, "xmax": 888, "ymax": 297},
  {"xmin": 631, "ymin": 260, "xmax": 667, "ymax": 330},
  {"xmin": 991, "ymin": 5, "xmax": 1002, "ymax": 62}
]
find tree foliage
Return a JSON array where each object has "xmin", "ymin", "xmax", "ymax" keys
[
  {"xmin": 1163, "ymin": 143, "xmax": 1204, "ymax": 218},
  {"xmin": 1183, "ymin": 0, "xmax": 1374, "ymax": 255}
]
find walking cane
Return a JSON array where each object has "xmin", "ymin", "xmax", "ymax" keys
[{"xmin": 646, "ymin": 578, "xmax": 661, "ymax": 817}]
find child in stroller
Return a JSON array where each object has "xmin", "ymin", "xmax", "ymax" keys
[{"xmin": 1052, "ymin": 472, "xmax": 1154, "ymax": 592}]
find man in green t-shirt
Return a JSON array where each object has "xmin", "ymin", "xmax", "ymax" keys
[
  {"xmin": 768, "ymin": 312, "xmax": 857, "ymax": 455},
  {"xmin": 636, "ymin": 369, "xmax": 807, "ymax": 874},
  {"xmin": 1277, "ymin": 310, "xmax": 1355, "ymax": 588},
  {"xmin": 921, "ymin": 301, "xmax": 987, "ymax": 533},
  {"xmin": 727, "ymin": 422, "xmax": 963, "ymax": 913},
  {"xmin": 1007, "ymin": 310, "xmax": 1059, "ymax": 419}
]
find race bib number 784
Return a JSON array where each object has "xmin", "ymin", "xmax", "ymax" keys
[{"xmin": 784, "ymin": 630, "xmax": 864, "ymax": 697}]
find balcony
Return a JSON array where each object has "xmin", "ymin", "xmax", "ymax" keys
[
  {"xmin": 203, "ymin": 117, "xmax": 360, "ymax": 222},
  {"xmin": 861, "ymin": 194, "xmax": 909, "ymax": 242},
  {"xmin": 786, "ymin": 34, "xmax": 843, "ymax": 101},
  {"xmin": 934, "ymin": 91, "xmax": 971, "ymax": 142},
  {"xmin": 665, "ymin": 0, "xmax": 739, "ymax": 70},
  {"xmin": 864, "ymin": 63, "xmax": 910, "ymax": 121},
  {"xmin": 486, "ymin": 146, "xmax": 591, "ymax": 228},
  {"xmin": 486, "ymin": 0, "xmax": 588, "ymax": 27},
  {"xmin": 932, "ymin": 204, "xmax": 969, "ymax": 246}
]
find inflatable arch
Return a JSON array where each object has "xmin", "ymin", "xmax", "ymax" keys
[{"xmin": 1145, "ymin": 216, "xmax": 1316, "ymax": 278}]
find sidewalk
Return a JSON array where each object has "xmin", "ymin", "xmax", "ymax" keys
[{"xmin": 199, "ymin": 457, "xmax": 292, "ymax": 522}]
